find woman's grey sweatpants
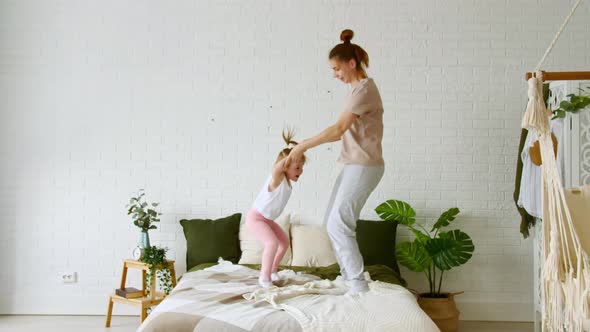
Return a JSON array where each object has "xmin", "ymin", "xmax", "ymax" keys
[{"xmin": 324, "ymin": 164, "xmax": 384, "ymax": 286}]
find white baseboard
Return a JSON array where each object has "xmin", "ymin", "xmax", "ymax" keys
[
  {"xmin": 457, "ymin": 301, "xmax": 533, "ymax": 322},
  {"xmin": 1, "ymin": 295, "xmax": 534, "ymax": 322},
  {"xmin": 0, "ymin": 295, "xmax": 138, "ymax": 316}
]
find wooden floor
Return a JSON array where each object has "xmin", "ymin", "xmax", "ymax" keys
[
  {"xmin": 460, "ymin": 320, "xmax": 533, "ymax": 332},
  {"xmin": 0, "ymin": 315, "xmax": 534, "ymax": 332}
]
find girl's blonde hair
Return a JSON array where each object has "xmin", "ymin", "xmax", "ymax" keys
[{"xmin": 276, "ymin": 128, "xmax": 306, "ymax": 164}]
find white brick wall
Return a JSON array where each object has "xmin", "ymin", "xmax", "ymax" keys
[{"xmin": 1, "ymin": 0, "xmax": 589, "ymax": 321}]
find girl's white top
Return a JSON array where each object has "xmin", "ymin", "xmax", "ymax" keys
[{"xmin": 253, "ymin": 175, "xmax": 292, "ymax": 220}]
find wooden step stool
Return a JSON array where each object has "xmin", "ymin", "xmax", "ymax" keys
[{"xmin": 105, "ymin": 259, "xmax": 176, "ymax": 327}]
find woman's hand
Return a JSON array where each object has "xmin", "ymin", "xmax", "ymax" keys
[
  {"xmin": 285, "ymin": 112, "xmax": 355, "ymax": 164},
  {"xmin": 287, "ymin": 144, "xmax": 307, "ymax": 164}
]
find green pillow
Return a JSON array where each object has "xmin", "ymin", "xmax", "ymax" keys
[
  {"xmin": 356, "ymin": 219, "xmax": 401, "ymax": 276},
  {"xmin": 179, "ymin": 213, "xmax": 241, "ymax": 270}
]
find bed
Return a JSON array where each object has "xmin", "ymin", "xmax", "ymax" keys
[
  {"xmin": 137, "ymin": 260, "xmax": 439, "ymax": 332},
  {"xmin": 136, "ymin": 214, "xmax": 439, "ymax": 331}
]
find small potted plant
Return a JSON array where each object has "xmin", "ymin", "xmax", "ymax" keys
[
  {"xmin": 126, "ymin": 189, "xmax": 161, "ymax": 260},
  {"xmin": 141, "ymin": 245, "xmax": 173, "ymax": 299},
  {"xmin": 375, "ymin": 199, "xmax": 475, "ymax": 332}
]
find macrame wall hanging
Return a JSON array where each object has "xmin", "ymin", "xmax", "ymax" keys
[{"xmin": 521, "ymin": 0, "xmax": 590, "ymax": 330}]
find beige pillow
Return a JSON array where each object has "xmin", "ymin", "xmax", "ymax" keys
[
  {"xmin": 238, "ymin": 213, "xmax": 292, "ymax": 266},
  {"xmin": 565, "ymin": 185, "xmax": 590, "ymax": 253},
  {"xmin": 290, "ymin": 224, "xmax": 337, "ymax": 267}
]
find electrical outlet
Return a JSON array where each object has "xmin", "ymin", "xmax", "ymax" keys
[{"xmin": 61, "ymin": 272, "xmax": 77, "ymax": 283}]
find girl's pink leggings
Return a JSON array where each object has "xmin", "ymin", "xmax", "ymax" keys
[{"xmin": 245, "ymin": 209, "xmax": 289, "ymax": 281}]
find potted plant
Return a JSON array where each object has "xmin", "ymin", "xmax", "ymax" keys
[
  {"xmin": 141, "ymin": 245, "xmax": 173, "ymax": 299},
  {"xmin": 375, "ymin": 199, "xmax": 475, "ymax": 332},
  {"xmin": 529, "ymin": 87, "xmax": 590, "ymax": 166},
  {"xmin": 550, "ymin": 86, "xmax": 590, "ymax": 120},
  {"xmin": 126, "ymin": 189, "xmax": 161, "ymax": 260}
]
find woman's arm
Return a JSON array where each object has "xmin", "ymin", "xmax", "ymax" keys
[{"xmin": 288, "ymin": 112, "xmax": 358, "ymax": 162}]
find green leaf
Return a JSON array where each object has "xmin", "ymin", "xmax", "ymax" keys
[
  {"xmin": 571, "ymin": 95, "xmax": 580, "ymax": 104},
  {"xmin": 152, "ymin": 203, "xmax": 159, "ymax": 207},
  {"xmin": 149, "ymin": 225, "xmax": 157, "ymax": 230},
  {"xmin": 395, "ymin": 241, "xmax": 432, "ymax": 272},
  {"xmin": 560, "ymin": 100, "xmax": 571, "ymax": 109},
  {"xmin": 440, "ymin": 230, "xmax": 474, "ymax": 264},
  {"xmin": 425, "ymin": 230, "xmax": 474, "ymax": 271},
  {"xmin": 410, "ymin": 226, "xmax": 430, "ymax": 244},
  {"xmin": 375, "ymin": 200, "xmax": 416, "ymax": 225},
  {"xmin": 431, "ymin": 207, "xmax": 460, "ymax": 231}
]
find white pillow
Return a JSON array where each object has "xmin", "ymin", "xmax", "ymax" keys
[
  {"xmin": 290, "ymin": 224, "xmax": 337, "ymax": 267},
  {"xmin": 238, "ymin": 213, "xmax": 292, "ymax": 266}
]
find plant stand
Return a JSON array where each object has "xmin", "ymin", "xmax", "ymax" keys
[{"xmin": 105, "ymin": 259, "xmax": 176, "ymax": 327}]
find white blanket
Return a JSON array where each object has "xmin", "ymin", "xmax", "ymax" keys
[
  {"xmin": 140, "ymin": 260, "xmax": 439, "ymax": 332},
  {"xmin": 242, "ymin": 266, "xmax": 440, "ymax": 332}
]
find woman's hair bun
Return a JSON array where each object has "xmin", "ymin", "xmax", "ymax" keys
[{"xmin": 340, "ymin": 29, "xmax": 354, "ymax": 43}]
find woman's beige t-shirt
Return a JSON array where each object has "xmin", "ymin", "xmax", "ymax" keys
[{"xmin": 338, "ymin": 78, "xmax": 384, "ymax": 166}]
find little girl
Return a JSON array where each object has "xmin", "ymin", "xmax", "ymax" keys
[{"xmin": 247, "ymin": 129, "xmax": 305, "ymax": 288}]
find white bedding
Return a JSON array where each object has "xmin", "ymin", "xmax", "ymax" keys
[{"xmin": 138, "ymin": 260, "xmax": 440, "ymax": 332}]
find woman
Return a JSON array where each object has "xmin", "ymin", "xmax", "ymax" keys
[{"xmin": 288, "ymin": 29, "xmax": 384, "ymax": 294}]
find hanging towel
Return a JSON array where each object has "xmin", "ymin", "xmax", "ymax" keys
[
  {"xmin": 518, "ymin": 118, "xmax": 565, "ymax": 218},
  {"xmin": 514, "ymin": 127, "xmax": 537, "ymax": 238},
  {"xmin": 515, "ymin": 84, "xmax": 551, "ymax": 238}
]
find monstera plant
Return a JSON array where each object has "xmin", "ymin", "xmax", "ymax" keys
[
  {"xmin": 375, "ymin": 199, "xmax": 475, "ymax": 332},
  {"xmin": 376, "ymin": 199, "xmax": 474, "ymax": 295}
]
